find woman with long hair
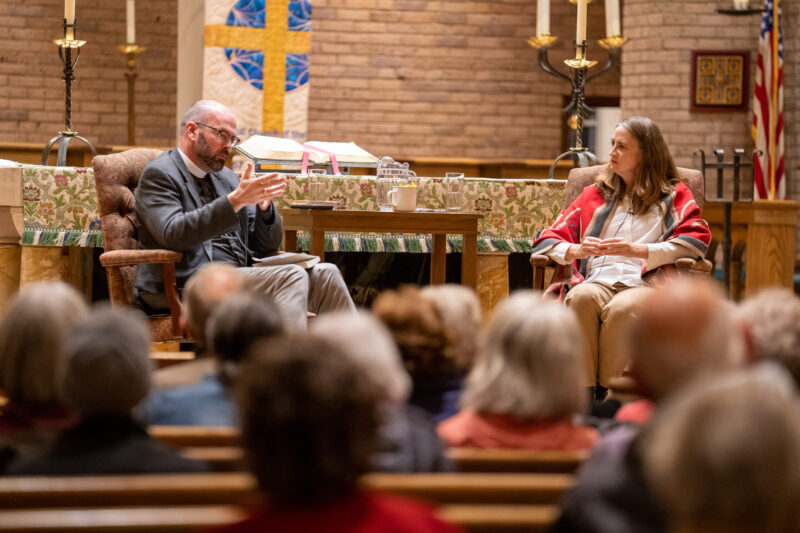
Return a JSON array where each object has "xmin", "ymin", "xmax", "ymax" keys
[{"xmin": 531, "ymin": 117, "xmax": 711, "ymax": 396}]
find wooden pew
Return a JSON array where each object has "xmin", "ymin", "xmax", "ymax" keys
[
  {"xmin": 177, "ymin": 446, "xmax": 590, "ymax": 475},
  {"xmin": 149, "ymin": 426, "xmax": 239, "ymax": 448},
  {"xmin": 150, "ymin": 426, "xmax": 589, "ymax": 474},
  {"xmin": 0, "ymin": 472, "xmax": 574, "ymax": 508},
  {"xmin": 448, "ymin": 447, "xmax": 589, "ymax": 474},
  {"xmin": 0, "ymin": 504, "xmax": 560, "ymax": 532}
]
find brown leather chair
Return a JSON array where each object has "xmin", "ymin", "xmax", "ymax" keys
[
  {"xmin": 92, "ymin": 149, "xmax": 183, "ymax": 341},
  {"xmin": 531, "ymin": 164, "xmax": 712, "ymax": 290}
]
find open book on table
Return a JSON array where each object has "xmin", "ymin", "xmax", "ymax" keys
[
  {"xmin": 253, "ymin": 251, "xmax": 320, "ymax": 270},
  {"xmin": 234, "ymin": 135, "xmax": 377, "ymax": 174}
]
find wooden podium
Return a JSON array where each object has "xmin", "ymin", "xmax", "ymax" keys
[{"xmin": 704, "ymin": 200, "xmax": 799, "ymax": 299}]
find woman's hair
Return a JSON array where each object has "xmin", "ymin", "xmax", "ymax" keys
[
  {"xmin": 236, "ymin": 334, "xmax": 380, "ymax": 505},
  {"xmin": 311, "ymin": 311, "xmax": 411, "ymax": 403},
  {"xmin": 0, "ymin": 283, "xmax": 89, "ymax": 407},
  {"xmin": 461, "ymin": 290, "xmax": 586, "ymax": 419},
  {"xmin": 371, "ymin": 285, "xmax": 460, "ymax": 379},
  {"xmin": 642, "ymin": 365, "xmax": 800, "ymax": 533},
  {"xmin": 420, "ymin": 284, "xmax": 483, "ymax": 368},
  {"xmin": 595, "ymin": 116, "xmax": 680, "ymax": 215}
]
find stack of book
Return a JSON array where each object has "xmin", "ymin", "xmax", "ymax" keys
[{"xmin": 234, "ymin": 136, "xmax": 377, "ymax": 174}]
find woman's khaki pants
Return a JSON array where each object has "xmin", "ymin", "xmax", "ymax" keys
[{"xmin": 564, "ymin": 282, "xmax": 654, "ymax": 387}]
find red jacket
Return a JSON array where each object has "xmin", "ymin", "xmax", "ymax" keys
[{"xmin": 532, "ymin": 182, "xmax": 711, "ymax": 295}]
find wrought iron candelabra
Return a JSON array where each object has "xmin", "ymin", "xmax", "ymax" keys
[
  {"xmin": 42, "ymin": 18, "xmax": 97, "ymax": 166},
  {"xmin": 529, "ymin": 27, "xmax": 627, "ymax": 178}
]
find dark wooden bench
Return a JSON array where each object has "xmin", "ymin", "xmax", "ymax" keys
[
  {"xmin": 150, "ymin": 426, "xmax": 589, "ymax": 474},
  {"xmin": 0, "ymin": 472, "xmax": 574, "ymax": 508},
  {"xmin": 0, "ymin": 472, "xmax": 570, "ymax": 532},
  {"xmin": 0, "ymin": 503, "xmax": 560, "ymax": 532}
]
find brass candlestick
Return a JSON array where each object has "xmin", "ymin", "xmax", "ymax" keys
[
  {"xmin": 42, "ymin": 18, "xmax": 97, "ymax": 166},
  {"xmin": 117, "ymin": 44, "xmax": 146, "ymax": 146}
]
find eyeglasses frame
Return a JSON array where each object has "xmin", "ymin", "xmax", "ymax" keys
[{"xmin": 195, "ymin": 122, "xmax": 241, "ymax": 146}]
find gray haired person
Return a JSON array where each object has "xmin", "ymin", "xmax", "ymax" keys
[{"xmin": 9, "ymin": 307, "xmax": 207, "ymax": 475}]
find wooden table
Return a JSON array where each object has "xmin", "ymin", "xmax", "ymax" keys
[{"xmin": 279, "ymin": 208, "xmax": 483, "ymax": 288}]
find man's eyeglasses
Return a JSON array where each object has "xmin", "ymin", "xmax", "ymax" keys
[{"xmin": 195, "ymin": 122, "xmax": 241, "ymax": 146}]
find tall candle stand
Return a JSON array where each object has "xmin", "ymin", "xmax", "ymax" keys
[
  {"xmin": 118, "ymin": 44, "xmax": 146, "ymax": 146},
  {"xmin": 528, "ymin": 34, "xmax": 627, "ymax": 178},
  {"xmin": 42, "ymin": 19, "xmax": 97, "ymax": 166}
]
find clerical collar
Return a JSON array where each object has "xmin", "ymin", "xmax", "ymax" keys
[{"xmin": 177, "ymin": 148, "xmax": 209, "ymax": 179}]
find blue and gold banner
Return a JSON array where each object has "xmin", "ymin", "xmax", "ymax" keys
[{"xmin": 204, "ymin": 0, "xmax": 310, "ymax": 142}]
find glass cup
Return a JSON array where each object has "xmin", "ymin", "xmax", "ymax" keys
[
  {"xmin": 376, "ymin": 168, "xmax": 403, "ymax": 211},
  {"xmin": 445, "ymin": 172, "xmax": 464, "ymax": 211},
  {"xmin": 307, "ymin": 168, "xmax": 326, "ymax": 203}
]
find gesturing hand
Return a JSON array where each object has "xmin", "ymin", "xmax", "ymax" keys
[{"xmin": 228, "ymin": 163, "xmax": 286, "ymax": 212}]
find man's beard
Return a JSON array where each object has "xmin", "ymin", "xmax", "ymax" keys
[{"xmin": 196, "ymin": 132, "xmax": 228, "ymax": 171}]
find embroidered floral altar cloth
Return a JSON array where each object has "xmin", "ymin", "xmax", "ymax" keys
[{"xmin": 20, "ymin": 166, "xmax": 566, "ymax": 253}]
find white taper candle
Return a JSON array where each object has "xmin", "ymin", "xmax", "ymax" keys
[{"xmin": 536, "ymin": 0, "xmax": 550, "ymax": 36}]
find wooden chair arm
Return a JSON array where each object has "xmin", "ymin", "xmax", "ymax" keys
[
  {"xmin": 100, "ymin": 249, "xmax": 182, "ymax": 267},
  {"xmin": 530, "ymin": 254, "xmax": 555, "ymax": 267},
  {"xmin": 674, "ymin": 257, "xmax": 713, "ymax": 273}
]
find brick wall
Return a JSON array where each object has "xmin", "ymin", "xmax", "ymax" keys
[
  {"xmin": 621, "ymin": 0, "xmax": 797, "ymax": 194},
  {"xmin": 0, "ymin": 0, "xmax": 177, "ymax": 148},
  {"xmin": 308, "ymin": 0, "xmax": 620, "ymax": 160},
  {"xmin": 0, "ymin": 0, "xmax": 620, "ymax": 160}
]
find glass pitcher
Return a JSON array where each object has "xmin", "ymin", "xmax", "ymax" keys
[{"xmin": 376, "ymin": 157, "xmax": 418, "ymax": 211}]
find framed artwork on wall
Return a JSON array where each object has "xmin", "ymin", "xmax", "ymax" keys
[{"xmin": 690, "ymin": 50, "xmax": 749, "ymax": 112}]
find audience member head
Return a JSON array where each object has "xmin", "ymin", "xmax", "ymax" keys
[
  {"xmin": 62, "ymin": 306, "xmax": 152, "ymax": 417},
  {"xmin": 236, "ymin": 334, "xmax": 380, "ymax": 506},
  {"xmin": 629, "ymin": 278, "xmax": 744, "ymax": 402},
  {"xmin": 372, "ymin": 285, "xmax": 460, "ymax": 380},
  {"xmin": 181, "ymin": 262, "xmax": 244, "ymax": 352},
  {"xmin": 737, "ymin": 287, "xmax": 800, "ymax": 388},
  {"xmin": 0, "ymin": 282, "xmax": 88, "ymax": 408},
  {"xmin": 206, "ymin": 291, "xmax": 284, "ymax": 386},
  {"xmin": 420, "ymin": 284, "xmax": 483, "ymax": 368},
  {"xmin": 642, "ymin": 365, "xmax": 800, "ymax": 533},
  {"xmin": 312, "ymin": 311, "xmax": 411, "ymax": 404},
  {"xmin": 462, "ymin": 290, "xmax": 586, "ymax": 419}
]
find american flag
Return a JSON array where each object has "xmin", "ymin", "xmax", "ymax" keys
[{"xmin": 752, "ymin": 0, "xmax": 784, "ymax": 200}]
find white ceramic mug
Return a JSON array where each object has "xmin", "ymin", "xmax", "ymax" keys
[{"xmin": 388, "ymin": 186, "xmax": 417, "ymax": 212}]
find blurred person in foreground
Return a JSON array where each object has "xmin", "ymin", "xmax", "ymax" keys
[
  {"xmin": 555, "ymin": 278, "xmax": 745, "ymax": 533},
  {"xmin": 8, "ymin": 307, "xmax": 206, "ymax": 475},
  {"xmin": 643, "ymin": 366, "xmax": 800, "ymax": 533},
  {"xmin": 312, "ymin": 312, "xmax": 451, "ymax": 473},
  {"xmin": 736, "ymin": 287, "xmax": 800, "ymax": 387},
  {"xmin": 205, "ymin": 334, "xmax": 460, "ymax": 533},
  {"xmin": 0, "ymin": 283, "xmax": 88, "ymax": 472},
  {"xmin": 140, "ymin": 290, "xmax": 284, "ymax": 426},
  {"xmin": 372, "ymin": 285, "xmax": 478, "ymax": 422},
  {"xmin": 151, "ymin": 262, "xmax": 245, "ymax": 389},
  {"xmin": 438, "ymin": 291, "xmax": 598, "ymax": 450}
]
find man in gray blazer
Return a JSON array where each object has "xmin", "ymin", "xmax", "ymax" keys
[{"xmin": 134, "ymin": 100, "xmax": 355, "ymax": 331}]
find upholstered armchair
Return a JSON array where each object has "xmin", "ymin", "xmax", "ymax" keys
[
  {"xmin": 93, "ymin": 149, "xmax": 183, "ymax": 341},
  {"xmin": 531, "ymin": 164, "xmax": 713, "ymax": 290}
]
